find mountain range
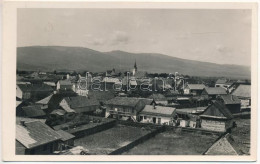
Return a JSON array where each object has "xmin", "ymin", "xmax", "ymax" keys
[{"xmin": 17, "ymin": 46, "xmax": 250, "ymax": 79}]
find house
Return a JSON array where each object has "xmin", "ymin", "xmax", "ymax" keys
[
  {"xmin": 183, "ymin": 84, "xmax": 206, "ymax": 96},
  {"xmin": 105, "ymin": 97, "xmax": 146, "ymax": 121},
  {"xmin": 138, "ymin": 104, "xmax": 176, "ymax": 125},
  {"xmin": 46, "ymin": 109, "xmax": 77, "ymax": 126},
  {"xmin": 16, "ymin": 121, "xmax": 61, "ymax": 155},
  {"xmin": 200, "ymin": 101, "xmax": 234, "ymax": 132},
  {"xmin": 201, "ymin": 87, "xmax": 227, "ymax": 100},
  {"xmin": 148, "ymin": 93, "xmax": 168, "ymax": 105},
  {"xmin": 231, "ymin": 84, "xmax": 251, "ymax": 110},
  {"xmin": 204, "ymin": 133, "xmax": 243, "ymax": 155},
  {"xmin": 55, "ymin": 130, "xmax": 75, "ymax": 151},
  {"xmin": 60, "ymin": 96, "xmax": 100, "ymax": 114},
  {"xmin": 57, "ymin": 80, "xmax": 73, "ymax": 91},
  {"xmin": 88, "ymin": 90, "xmax": 115, "ymax": 105},
  {"xmin": 16, "ymin": 84, "xmax": 53, "ymax": 100},
  {"xmin": 218, "ymin": 95, "xmax": 241, "ymax": 114},
  {"xmin": 17, "ymin": 105, "xmax": 47, "ymax": 118}
]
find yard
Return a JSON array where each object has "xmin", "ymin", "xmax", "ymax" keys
[
  {"xmin": 74, "ymin": 124, "xmax": 153, "ymax": 154},
  {"xmin": 123, "ymin": 130, "xmax": 219, "ymax": 155}
]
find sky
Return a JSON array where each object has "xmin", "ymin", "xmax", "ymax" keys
[{"xmin": 18, "ymin": 9, "xmax": 252, "ymax": 66}]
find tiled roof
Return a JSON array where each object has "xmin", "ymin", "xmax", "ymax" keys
[
  {"xmin": 204, "ymin": 87, "xmax": 227, "ymax": 95},
  {"xmin": 187, "ymin": 84, "xmax": 206, "ymax": 90},
  {"xmin": 17, "ymin": 84, "xmax": 53, "ymax": 92},
  {"xmin": 200, "ymin": 101, "xmax": 233, "ymax": 119},
  {"xmin": 22, "ymin": 105, "xmax": 46, "ymax": 118},
  {"xmin": 64, "ymin": 96, "xmax": 99, "ymax": 108},
  {"xmin": 105, "ymin": 97, "xmax": 141, "ymax": 107},
  {"xmin": 220, "ymin": 95, "xmax": 241, "ymax": 105},
  {"xmin": 55, "ymin": 130, "xmax": 75, "ymax": 141},
  {"xmin": 140, "ymin": 105, "xmax": 176, "ymax": 117},
  {"xmin": 231, "ymin": 84, "xmax": 251, "ymax": 98},
  {"xmin": 16, "ymin": 121, "xmax": 61, "ymax": 149}
]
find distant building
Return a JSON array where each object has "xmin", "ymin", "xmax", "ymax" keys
[
  {"xmin": 231, "ymin": 84, "xmax": 251, "ymax": 110},
  {"xmin": 16, "ymin": 84, "xmax": 53, "ymax": 100},
  {"xmin": 218, "ymin": 95, "xmax": 241, "ymax": 114},
  {"xmin": 105, "ymin": 97, "xmax": 147, "ymax": 121},
  {"xmin": 200, "ymin": 101, "xmax": 234, "ymax": 132},
  {"xmin": 60, "ymin": 96, "xmax": 100, "ymax": 114},
  {"xmin": 138, "ymin": 104, "xmax": 176, "ymax": 125},
  {"xmin": 18, "ymin": 105, "xmax": 47, "ymax": 118},
  {"xmin": 16, "ymin": 121, "xmax": 61, "ymax": 155},
  {"xmin": 201, "ymin": 87, "xmax": 227, "ymax": 100},
  {"xmin": 148, "ymin": 93, "xmax": 168, "ymax": 105},
  {"xmin": 183, "ymin": 84, "xmax": 206, "ymax": 96},
  {"xmin": 57, "ymin": 80, "xmax": 73, "ymax": 91}
]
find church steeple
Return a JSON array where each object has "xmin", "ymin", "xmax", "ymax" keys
[{"xmin": 134, "ymin": 59, "xmax": 137, "ymax": 71}]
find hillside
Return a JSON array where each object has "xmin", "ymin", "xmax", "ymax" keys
[{"xmin": 17, "ymin": 46, "xmax": 250, "ymax": 78}]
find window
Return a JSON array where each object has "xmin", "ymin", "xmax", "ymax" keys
[
  {"xmin": 144, "ymin": 116, "xmax": 147, "ymax": 119},
  {"xmin": 43, "ymin": 144, "xmax": 48, "ymax": 151}
]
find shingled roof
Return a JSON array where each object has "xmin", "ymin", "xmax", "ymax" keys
[
  {"xmin": 22, "ymin": 105, "xmax": 46, "ymax": 118},
  {"xmin": 231, "ymin": 84, "xmax": 251, "ymax": 98},
  {"xmin": 36, "ymin": 94, "xmax": 54, "ymax": 105},
  {"xmin": 64, "ymin": 96, "xmax": 99, "ymax": 109},
  {"xmin": 16, "ymin": 121, "xmax": 61, "ymax": 149},
  {"xmin": 200, "ymin": 101, "xmax": 233, "ymax": 120},
  {"xmin": 220, "ymin": 95, "xmax": 241, "ymax": 105},
  {"xmin": 203, "ymin": 87, "xmax": 227, "ymax": 95},
  {"xmin": 55, "ymin": 130, "xmax": 75, "ymax": 141}
]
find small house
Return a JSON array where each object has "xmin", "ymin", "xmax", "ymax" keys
[
  {"xmin": 215, "ymin": 79, "xmax": 234, "ymax": 90},
  {"xmin": 16, "ymin": 84, "xmax": 53, "ymax": 100},
  {"xmin": 201, "ymin": 87, "xmax": 227, "ymax": 100},
  {"xmin": 17, "ymin": 105, "xmax": 47, "ymax": 118},
  {"xmin": 105, "ymin": 97, "xmax": 146, "ymax": 121},
  {"xmin": 200, "ymin": 101, "xmax": 234, "ymax": 132},
  {"xmin": 148, "ymin": 93, "xmax": 168, "ymax": 105},
  {"xmin": 16, "ymin": 121, "xmax": 61, "ymax": 155},
  {"xmin": 183, "ymin": 84, "xmax": 206, "ymax": 96},
  {"xmin": 138, "ymin": 104, "xmax": 176, "ymax": 125},
  {"xmin": 218, "ymin": 95, "xmax": 241, "ymax": 114},
  {"xmin": 60, "ymin": 96, "xmax": 100, "ymax": 114},
  {"xmin": 231, "ymin": 84, "xmax": 251, "ymax": 110},
  {"xmin": 57, "ymin": 80, "xmax": 73, "ymax": 91}
]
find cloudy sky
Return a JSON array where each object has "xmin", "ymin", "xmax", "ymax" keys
[{"xmin": 18, "ymin": 9, "xmax": 251, "ymax": 66}]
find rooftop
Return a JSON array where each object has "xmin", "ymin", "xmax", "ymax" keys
[
  {"xmin": 231, "ymin": 84, "xmax": 251, "ymax": 98},
  {"xmin": 186, "ymin": 84, "xmax": 206, "ymax": 90},
  {"xmin": 203, "ymin": 87, "xmax": 227, "ymax": 95},
  {"xmin": 140, "ymin": 105, "xmax": 176, "ymax": 117},
  {"xmin": 16, "ymin": 121, "xmax": 61, "ymax": 149}
]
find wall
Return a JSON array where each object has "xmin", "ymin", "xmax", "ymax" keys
[
  {"xmin": 16, "ymin": 86, "xmax": 23, "ymax": 99},
  {"xmin": 138, "ymin": 114, "xmax": 171, "ymax": 125},
  {"xmin": 201, "ymin": 119, "xmax": 226, "ymax": 132}
]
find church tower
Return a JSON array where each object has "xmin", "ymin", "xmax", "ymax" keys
[{"xmin": 133, "ymin": 60, "xmax": 138, "ymax": 76}]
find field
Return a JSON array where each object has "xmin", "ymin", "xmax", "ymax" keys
[
  {"xmin": 123, "ymin": 130, "xmax": 219, "ymax": 155},
  {"xmin": 74, "ymin": 124, "xmax": 152, "ymax": 154}
]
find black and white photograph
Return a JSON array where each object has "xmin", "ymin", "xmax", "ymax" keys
[{"xmin": 1, "ymin": 1, "xmax": 258, "ymax": 162}]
